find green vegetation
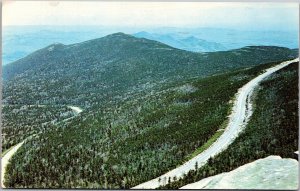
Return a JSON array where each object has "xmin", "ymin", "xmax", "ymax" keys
[
  {"xmin": 2, "ymin": 33, "xmax": 298, "ymax": 189},
  {"xmin": 160, "ymin": 62, "xmax": 299, "ymax": 189},
  {"xmin": 1, "ymin": 146, "xmax": 14, "ymax": 158},
  {"xmin": 185, "ymin": 129, "xmax": 224, "ymax": 163},
  {"xmin": 3, "ymin": 33, "xmax": 297, "ymax": 108},
  {"xmin": 2, "ymin": 105, "xmax": 74, "ymax": 152},
  {"xmin": 4, "ymin": 60, "xmax": 288, "ymax": 188},
  {"xmin": 183, "ymin": 109, "xmax": 230, "ymax": 163}
]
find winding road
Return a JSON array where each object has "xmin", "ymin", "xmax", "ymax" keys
[
  {"xmin": 67, "ymin": 106, "xmax": 83, "ymax": 114},
  {"xmin": 1, "ymin": 59, "xmax": 298, "ymax": 189},
  {"xmin": 132, "ymin": 58, "xmax": 299, "ymax": 189},
  {"xmin": 1, "ymin": 105, "xmax": 83, "ymax": 188}
]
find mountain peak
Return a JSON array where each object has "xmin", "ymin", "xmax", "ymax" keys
[{"xmin": 106, "ymin": 32, "xmax": 132, "ymax": 39}]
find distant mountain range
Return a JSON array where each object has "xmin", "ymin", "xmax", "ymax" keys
[
  {"xmin": 3, "ymin": 32, "xmax": 298, "ymax": 106},
  {"xmin": 3, "ymin": 26, "xmax": 298, "ymax": 65},
  {"xmin": 133, "ymin": 31, "xmax": 227, "ymax": 52}
]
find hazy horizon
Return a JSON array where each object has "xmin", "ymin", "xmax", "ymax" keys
[{"xmin": 3, "ymin": 1, "xmax": 299, "ymax": 32}]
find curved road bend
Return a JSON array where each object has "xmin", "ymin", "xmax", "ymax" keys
[
  {"xmin": 132, "ymin": 58, "xmax": 299, "ymax": 189},
  {"xmin": 1, "ymin": 106, "xmax": 83, "ymax": 188}
]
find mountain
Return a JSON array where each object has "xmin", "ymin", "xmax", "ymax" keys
[
  {"xmin": 143, "ymin": 28, "xmax": 299, "ymax": 50},
  {"xmin": 133, "ymin": 31, "xmax": 227, "ymax": 52},
  {"xmin": 3, "ymin": 26, "xmax": 298, "ymax": 65},
  {"xmin": 4, "ymin": 60, "xmax": 298, "ymax": 189},
  {"xmin": 2, "ymin": 32, "xmax": 299, "ymax": 188},
  {"xmin": 159, "ymin": 61, "xmax": 299, "ymax": 189},
  {"xmin": 3, "ymin": 32, "xmax": 297, "ymax": 107}
]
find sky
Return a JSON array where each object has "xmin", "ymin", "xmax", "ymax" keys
[{"xmin": 2, "ymin": 1, "xmax": 299, "ymax": 31}]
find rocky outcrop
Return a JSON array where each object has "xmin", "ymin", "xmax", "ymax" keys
[{"xmin": 181, "ymin": 156, "xmax": 298, "ymax": 190}]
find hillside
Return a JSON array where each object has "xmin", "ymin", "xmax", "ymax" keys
[
  {"xmin": 3, "ymin": 59, "xmax": 296, "ymax": 188},
  {"xmin": 160, "ymin": 61, "xmax": 299, "ymax": 189},
  {"xmin": 2, "ymin": 33, "xmax": 297, "ymax": 108},
  {"xmin": 2, "ymin": 33, "xmax": 298, "ymax": 188},
  {"xmin": 2, "ymin": 105, "xmax": 74, "ymax": 152}
]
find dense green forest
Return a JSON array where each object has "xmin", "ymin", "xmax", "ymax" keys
[
  {"xmin": 3, "ymin": 33, "xmax": 297, "ymax": 107},
  {"xmin": 2, "ymin": 105, "xmax": 74, "ymax": 152},
  {"xmin": 160, "ymin": 62, "xmax": 299, "ymax": 189},
  {"xmin": 3, "ymin": 60, "xmax": 291, "ymax": 188},
  {"xmin": 2, "ymin": 33, "xmax": 298, "ymax": 189}
]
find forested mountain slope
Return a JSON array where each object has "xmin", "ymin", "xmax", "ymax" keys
[
  {"xmin": 4, "ymin": 60, "xmax": 297, "ymax": 188},
  {"xmin": 2, "ymin": 33, "xmax": 298, "ymax": 189},
  {"xmin": 160, "ymin": 61, "xmax": 299, "ymax": 189},
  {"xmin": 2, "ymin": 33, "xmax": 297, "ymax": 107}
]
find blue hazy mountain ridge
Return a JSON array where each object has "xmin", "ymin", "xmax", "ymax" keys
[
  {"xmin": 2, "ymin": 26, "xmax": 298, "ymax": 65},
  {"xmin": 133, "ymin": 31, "xmax": 227, "ymax": 52},
  {"xmin": 149, "ymin": 27, "xmax": 298, "ymax": 50},
  {"xmin": 2, "ymin": 26, "xmax": 108, "ymax": 65}
]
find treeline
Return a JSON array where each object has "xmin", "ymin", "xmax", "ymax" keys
[
  {"xmin": 160, "ymin": 62, "xmax": 299, "ymax": 189},
  {"xmin": 3, "ymin": 61, "xmax": 287, "ymax": 188}
]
